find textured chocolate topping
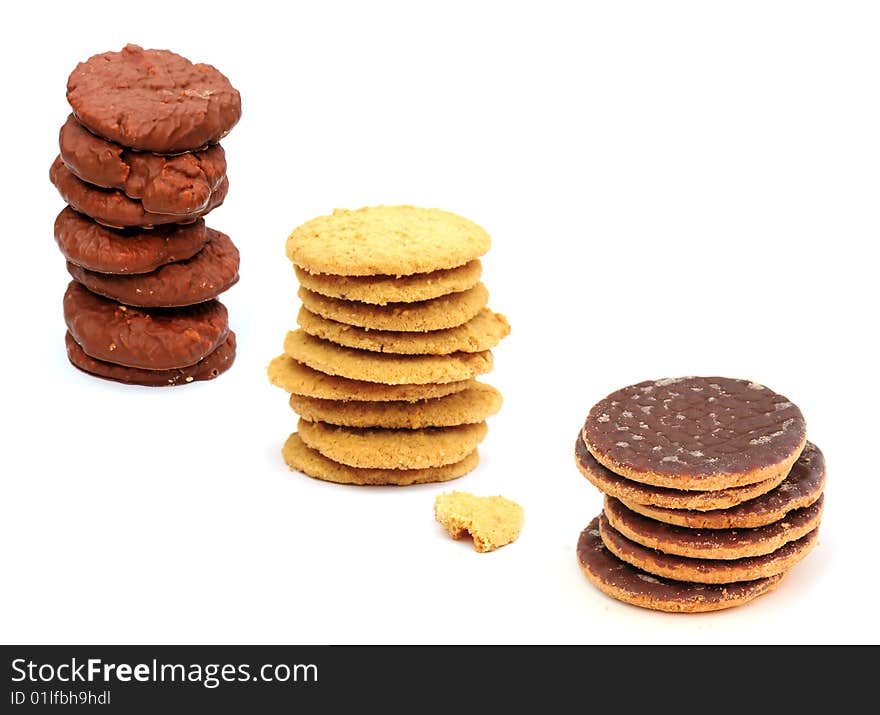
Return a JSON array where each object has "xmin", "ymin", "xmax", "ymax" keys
[
  {"xmin": 574, "ymin": 434, "xmax": 786, "ymax": 511},
  {"xmin": 603, "ymin": 494, "xmax": 824, "ymax": 560},
  {"xmin": 576, "ymin": 516, "xmax": 785, "ymax": 612},
  {"xmin": 66, "ymin": 331, "xmax": 236, "ymax": 386},
  {"xmin": 54, "ymin": 208, "xmax": 208, "ymax": 275},
  {"xmin": 582, "ymin": 376, "xmax": 807, "ymax": 489},
  {"xmin": 599, "ymin": 513, "xmax": 819, "ymax": 584},
  {"xmin": 67, "ymin": 44, "xmax": 241, "ymax": 153},
  {"xmin": 63, "ymin": 281, "xmax": 228, "ymax": 370},
  {"xmin": 67, "ymin": 228, "xmax": 239, "ymax": 307},
  {"xmin": 59, "ymin": 115, "xmax": 227, "ymax": 215},
  {"xmin": 50, "ymin": 155, "xmax": 228, "ymax": 228},
  {"xmin": 621, "ymin": 442, "xmax": 826, "ymax": 529}
]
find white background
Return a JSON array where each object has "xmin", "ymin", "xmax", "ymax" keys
[{"xmin": 1, "ymin": 0, "xmax": 877, "ymax": 645}]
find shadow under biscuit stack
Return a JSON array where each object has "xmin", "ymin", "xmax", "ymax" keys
[
  {"xmin": 51, "ymin": 45, "xmax": 241, "ymax": 386},
  {"xmin": 268, "ymin": 205, "xmax": 510, "ymax": 485},
  {"xmin": 574, "ymin": 376, "xmax": 825, "ymax": 612}
]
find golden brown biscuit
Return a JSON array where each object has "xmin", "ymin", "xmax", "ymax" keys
[
  {"xmin": 283, "ymin": 330, "xmax": 493, "ymax": 385},
  {"xmin": 282, "ymin": 433, "xmax": 478, "ymax": 486},
  {"xmin": 294, "ymin": 260, "xmax": 482, "ymax": 305},
  {"xmin": 290, "ymin": 382, "xmax": 502, "ymax": 428},
  {"xmin": 297, "ymin": 306, "xmax": 510, "ymax": 355},
  {"xmin": 298, "ymin": 283, "xmax": 489, "ymax": 332},
  {"xmin": 297, "ymin": 418, "xmax": 488, "ymax": 469},
  {"xmin": 434, "ymin": 491, "xmax": 524, "ymax": 552}
]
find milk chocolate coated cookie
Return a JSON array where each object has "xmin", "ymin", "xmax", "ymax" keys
[
  {"xmin": 603, "ymin": 495, "xmax": 824, "ymax": 560},
  {"xmin": 287, "ymin": 205, "xmax": 491, "ymax": 276},
  {"xmin": 55, "ymin": 208, "xmax": 208, "ymax": 275},
  {"xmin": 67, "ymin": 44, "xmax": 241, "ymax": 153},
  {"xmin": 64, "ymin": 281, "xmax": 228, "ymax": 370},
  {"xmin": 622, "ymin": 442, "xmax": 826, "ymax": 529},
  {"xmin": 67, "ymin": 228, "xmax": 239, "ymax": 307},
  {"xmin": 598, "ymin": 513, "xmax": 818, "ymax": 584},
  {"xmin": 59, "ymin": 115, "xmax": 227, "ymax": 216},
  {"xmin": 283, "ymin": 433, "xmax": 479, "ymax": 486},
  {"xmin": 582, "ymin": 376, "xmax": 807, "ymax": 490},
  {"xmin": 66, "ymin": 331, "xmax": 235, "ymax": 386},
  {"xmin": 267, "ymin": 355, "xmax": 474, "ymax": 402},
  {"xmin": 294, "ymin": 260, "xmax": 482, "ymax": 305},
  {"xmin": 575, "ymin": 434, "xmax": 787, "ymax": 511},
  {"xmin": 50, "ymin": 156, "xmax": 228, "ymax": 228},
  {"xmin": 576, "ymin": 516, "xmax": 785, "ymax": 613}
]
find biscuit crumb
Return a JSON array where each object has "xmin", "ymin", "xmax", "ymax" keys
[{"xmin": 434, "ymin": 491, "xmax": 523, "ymax": 552}]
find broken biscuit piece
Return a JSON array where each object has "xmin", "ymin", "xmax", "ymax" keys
[{"xmin": 434, "ymin": 491, "xmax": 523, "ymax": 552}]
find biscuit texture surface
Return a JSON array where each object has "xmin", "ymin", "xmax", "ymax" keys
[
  {"xmin": 297, "ymin": 307, "xmax": 509, "ymax": 355},
  {"xmin": 286, "ymin": 205, "xmax": 491, "ymax": 276},
  {"xmin": 297, "ymin": 418, "xmax": 488, "ymax": 469},
  {"xmin": 434, "ymin": 491, "xmax": 524, "ymax": 552}
]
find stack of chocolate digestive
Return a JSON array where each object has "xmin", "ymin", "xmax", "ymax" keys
[
  {"xmin": 268, "ymin": 205, "xmax": 510, "ymax": 485},
  {"xmin": 574, "ymin": 376, "xmax": 825, "ymax": 612},
  {"xmin": 51, "ymin": 45, "xmax": 241, "ymax": 386}
]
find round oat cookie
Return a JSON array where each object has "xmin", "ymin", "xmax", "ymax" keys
[
  {"xmin": 621, "ymin": 442, "xmax": 826, "ymax": 529},
  {"xmin": 55, "ymin": 208, "xmax": 208, "ymax": 275},
  {"xmin": 298, "ymin": 282, "xmax": 488, "ymax": 333},
  {"xmin": 286, "ymin": 205, "xmax": 491, "ymax": 276},
  {"xmin": 574, "ymin": 434, "xmax": 786, "ymax": 511},
  {"xmin": 297, "ymin": 418, "xmax": 488, "ymax": 469},
  {"xmin": 282, "ymin": 433, "xmax": 478, "ymax": 486},
  {"xmin": 297, "ymin": 306, "xmax": 510, "ymax": 355},
  {"xmin": 582, "ymin": 376, "xmax": 807, "ymax": 491},
  {"xmin": 67, "ymin": 44, "xmax": 241, "ymax": 153},
  {"xmin": 266, "ymin": 355, "xmax": 474, "ymax": 402},
  {"xmin": 294, "ymin": 260, "xmax": 482, "ymax": 305},
  {"xmin": 64, "ymin": 281, "xmax": 228, "ymax": 370},
  {"xmin": 290, "ymin": 382, "xmax": 502, "ymax": 429},
  {"xmin": 59, "ymin": 115, "xmax": 227, "ymax": 216},
  {"xmin": 603, "ymin": 495, "xmax": 824, "ymax": 560},
  {"xmin": 50, "ymin": 156, "xmax": 228, "ymax": 229},
  {"xmin": 66, "ymin": 331, "xmax": 235, "ymax": 386},
  {"xmin": 283, "ymin": 330, "xmax": 493, "ymax": 385},
  {"xmin": 576, "ymin": 516, "xmax": 785, "ymax": 613},
  {"xmin": 598, "ymin": 513, "xmax": 818, "ymax": 585},
  {"xmin": 67, "ymin": 228, "xmax": 239, "ymax": 307}
]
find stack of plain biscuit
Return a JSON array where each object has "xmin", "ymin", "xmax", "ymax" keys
[
  {"xmin": 574, "ymin": 376, "xmax": 825, "ymax": 613},
  {"xmin": 268, "ymin": 205, "xmax": 510, "ymax": 485}
]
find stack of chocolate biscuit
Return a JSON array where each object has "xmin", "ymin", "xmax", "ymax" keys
[
  {"xmin": 268, "ymin": 205, "xmax": 510, "ymax": 485},
  {"xmin": 51, "ymin": 45, "xmax": 241, "ymax": 386},
  {"xmin": 574, "ymin": 376, "xmax": 825, "ymax": 612}
]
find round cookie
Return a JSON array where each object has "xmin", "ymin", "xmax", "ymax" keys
[
  {"xmin": 297, "ymin": 418, "xmax": 488, "ymax": 469},
  {"xmin": 282, "ymin": 432, "xmax": 479, "ymax": 486},
  {"xmin": 297, "ymin": 306, "xmax": 510, "ymax": 355},
  {"xmin": 286, "ymin": 205, "xmax": 491, "ymax": 276},
  {"xmin": 55, "ymin": 208, "xmax": 209, "ymax": 275},
  {"xmin": 67, "ymin": 44, "xmax": 241, "ymax": 153},
  {"xmin": 283, "ymin": 330, "xmax": 493, "ymax": 385},
  {"xmin": 621, "ymin": 442, "xmax": 826, "ymax": 529},
  {"xmin": 67, "ymin": 228, "xmax": 239, "ymax": 307},
  {"xmin": 59, "ymin": 115, "xmax": 227, "ymax": 216},
  {"xmin": 574, "ymin": 434, "xmax": 787, "ymax": 511},
  {"xmin": 582, "ymin": 376, "xmax": 807, "ymax": 491},
  {"xmin": 576, "ymin": 516, "xmax": 786, "ymax": 613},
  {"xmin": 298, "ymin": 282, "xmax": 489, "ymax": 333},
  {"xmin": 294, "ymin": 260, "xmax": 482, "ymax": 305},
  {"xmin": 598, "ymin": 513, "xmax": 819, "ymax": 585},
  {"xmin": 267, "ymin": 355, "xmax": 474, "ymax": 402},
  {"xmin": 603, "ymin": 495, "xmax": 824, "ymax": 560},
  {"xmin": 66, "ymin": 331, "xmax": 235, "ymax": 386},
  {"xmin": 290, "ymin": 382, "xmax": 502, "ymax": 428},
  {"xmin": 63, "ymin": 281, "xmax": 228, "ymax": 370},
  {"xmin": 50, "ymin": 156, "xmax": 229, "ymax": 228}
]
